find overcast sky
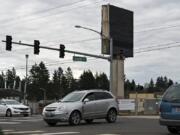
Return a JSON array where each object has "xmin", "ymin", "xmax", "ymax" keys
[{"xmin": 0, "ymin": 0, "xmax": 180, "ymax": 85}]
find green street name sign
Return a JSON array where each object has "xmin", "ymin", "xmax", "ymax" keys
[{"xmin": 73, "ymin": 56, "xmax": 87, "ymax": 62}]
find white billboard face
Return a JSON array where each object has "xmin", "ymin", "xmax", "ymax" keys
[{"xmin": 118, "ymin": 99, "xmax": 135, "ymax": 111}]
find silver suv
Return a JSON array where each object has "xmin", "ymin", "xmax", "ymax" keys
[{"xmin": 42, "ymin": 90, "xmax": 119, "ymax": 126}]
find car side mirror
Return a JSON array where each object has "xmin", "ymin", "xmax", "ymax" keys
[{"xmin": 83, "ymin": 98, "xmax": 89, "ymax": 103}]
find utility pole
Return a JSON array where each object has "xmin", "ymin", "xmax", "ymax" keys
[
  {"xmin": 24, "ymin": 54, "xmax": 29, "ymax": 104},
  {"xmin": 4, "ymin": 74, "xmax": 7, "ymax": 89}
]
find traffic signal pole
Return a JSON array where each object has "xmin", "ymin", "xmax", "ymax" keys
[{"xmin": 2, "ymin": 40, "xmax": 110, "ymax": 60}]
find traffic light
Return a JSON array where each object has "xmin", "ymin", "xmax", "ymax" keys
[
  {"xmin": 6, "ymin": 35, "xmax": 12, "ymax": 51},
  {"xmin": 34, "ymin": 40, "xmax": 40, "ymax": 54},
  {"xmin": 59, "ymin": 44, "xmax": 65, "ymax": 58}
]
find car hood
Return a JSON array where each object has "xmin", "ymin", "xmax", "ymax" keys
[
  {"xmin": 46, "ymin": 102, "xmax": 62, "ymax": 108},
  {"xmin": 7, "ymin": 104, "xmax": 28, "ymax": 108}
]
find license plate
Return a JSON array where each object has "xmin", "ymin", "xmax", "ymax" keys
[{"xmin": 45, "ymin": 112, "xmax": 54, "ymax": 117}]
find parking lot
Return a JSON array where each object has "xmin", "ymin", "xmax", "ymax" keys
[{"xmin": 0, "ymin": 115, "xmax": 168, "ymax": 135}]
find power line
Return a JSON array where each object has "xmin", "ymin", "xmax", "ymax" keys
[
  {"xmin": 0, "ymin": 0, "xmax": 102, "ymax": 27},
  {"xmin": 135, "ymin": 41, "xmax": 180, "ymax": 50},
  {"xmin": 135, "ymin": 44, "xmax": 180, "ymax": 54},
  {"xmin": 135, "ymin": 24, "xmax": 180, "ymax": 33},
  {"xmin": 0, "ymin": 0, "xmax": 87, "ymax": 25}
]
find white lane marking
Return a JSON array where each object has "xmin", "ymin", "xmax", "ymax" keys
[
  {"xmin": 4, "ymin": 130, "xmax": 44, "ymax": 134},
  {"xmin": 14, "ymin": 119, "xmax": 42, "ymax": 122},
  {"xmin": 97, "ymin": 134, "xmax": 120, "ymax": 135},
  {"xmin": 30, "ymin": 132, "xmax": 80, "ymax": 135},
  {"xmin": 0, "ymin": 122, "xmax": 20, "ymax": 124},
  {"xmin": 2, "ymin": 130, "xmax": 14, "ymax": 132},
  {"xmin": 0, "ymin": 118, "xmax": 42, "ymax": 122}
]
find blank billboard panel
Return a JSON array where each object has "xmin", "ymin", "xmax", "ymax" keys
[{"xmin": 101, "ymin": 5, "xmax": 133, "ymax": 58}]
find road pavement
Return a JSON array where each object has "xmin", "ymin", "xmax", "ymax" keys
[{"xmin": 0, "ymin": 115, "xmax": 169, "ymax": 135}]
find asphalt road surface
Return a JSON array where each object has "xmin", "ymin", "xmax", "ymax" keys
[{"xmin": 0, "ymin": 115, "xmax": 169, "ymax": 135}]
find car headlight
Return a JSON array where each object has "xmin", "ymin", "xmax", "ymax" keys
[
  {"xmin": 13, "ymin": 107, "xmax": 19, "ymax": 110},
  {"xmin": 43, "ymin": 107, "xmax": 46, "ymax": 112}
]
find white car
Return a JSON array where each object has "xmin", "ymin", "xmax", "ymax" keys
[
  {"xmin": 42, "ymin": 90, "xmax": 118, "ymax": 126},
  {"xmin": 0, "ymin": 99, "xmax": 30, "ymax": 117}
]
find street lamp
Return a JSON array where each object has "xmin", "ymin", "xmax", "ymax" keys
[
  {"xmin": 74, "ymin": 25, "xmax": 113, "ymax": 92},
  {"xmin": 75, "ymin": 25, "xmax": 105, "ymax": 38}
]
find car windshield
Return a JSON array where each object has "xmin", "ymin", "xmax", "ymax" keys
[
  {"xmin": 162, "ymin": 84, "xmax": 180, "ymax": 102},
  {"xmin": 5, "ymin": 100, "xmax": 21, "ymax": 105},
  {"xmin": 61, "ymin": 92, "xmax": 86, "ymax": 102}
]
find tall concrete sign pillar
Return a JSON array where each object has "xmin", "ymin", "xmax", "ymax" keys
[
  {"xmin": 111, "ymin": 56, "xmax": 125, "ymax": 98},
  {"xmin": 101, "ymin": 5, "xmax": 133, "ymax": 98}
]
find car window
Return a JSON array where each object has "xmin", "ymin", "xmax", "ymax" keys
[
  {"xmin": 95, "ymin": 92, "xmax": 113, "ymax": 100},
  {"xmin": 84, "ymin": 93, "xmax": 95, "ymax": 101},
  {"xmin": 5, "ymin": 100, "xmax": 20, "ymax": 105},
  {"xmin": 163, "ymin": 85, "xmax": 180, "ymax": 102},
  {"xmin": 0, "ymin": 100, "xmax": 5, "ymax": 104},
  {"xmin": 61, "ymin": 92, "xmax": 86, "ymax": 102}
]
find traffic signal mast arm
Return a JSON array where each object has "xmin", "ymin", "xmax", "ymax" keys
[
  {"xmin": 66, "ymin": 49, "xmax": 110, "ymax": 60},
  {"xmin": 2, "ymin": 40, "xmax": 110, "ymax": 61}
]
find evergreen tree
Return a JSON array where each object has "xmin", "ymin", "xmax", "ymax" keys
[
  {"xmin": 156, "ymin": 76, "xmax": 164, "ymax": 91},
  {"xmin": 5, "ymin": 68, "xmax": 19, "ymax": 89},
  {"xmin": 155, "ymin": 76, "xmax": 172, "ymax": 92},
  {"xmin": 52, "ymin": 67, "xmax": 63, "ymax": 98},
  {"xmin": 95, "ymin": 73, "xmax": 109, "ymax": 90},
  {"xmin": 168, "ymin": 79, "xmax": 173, "ymax": 87},
  {"xmin": 61, "ymin": 75, "xmax": 68, "ymax": 96},
  {"xmin": 136, "ymin": 84, "xmax": 144, "ymax": 92},
  {"xmin": 79, "ymin": 70, "xmax": 96, "ymax": 90},
  {"xmin": 130, "ymin": 79, "xmax": 136, "ymax": 91},
  {"xmin": 28, "ymin": 62, "xmax": 49, "ymax": 101},
  {"xmin": 148, "ymin": 78, "xmax": 154, "ymax": 92},
  {"xmin": 15, "ymin": 76, "xmax": 20, "ymax": 89},
  {"xmin": 124, "ymin": 79, "xmax": 131, "ymax": 97},
  {"xmin": 0, "ymin": 72, "xmax": 5, "ymax": 88},
  {"xmin": 65, "ymin": 67, "xmax": 74, "ymax": 92}
]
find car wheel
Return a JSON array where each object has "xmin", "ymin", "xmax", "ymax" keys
[
  {"xmin": 106, "ymin": 109, "xmax": 117, "ymax": 123},
  {"xmin": 46, "ymin": 122, "xmax": 57, "ymax": 126},
  {"xmin": 85, "ymin": 119, "xmax": 93, "ymax": 124},
  {"xmin": 167, "ymin": 126, "xmax": 179, "ymax": 134},
  {"xmin": 6, "ymin": 109, "xmax": 12, "ymax": 117},
  {"xmin": 69, "ymin": 111, "xmax": 81, "ymax": 125}
]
